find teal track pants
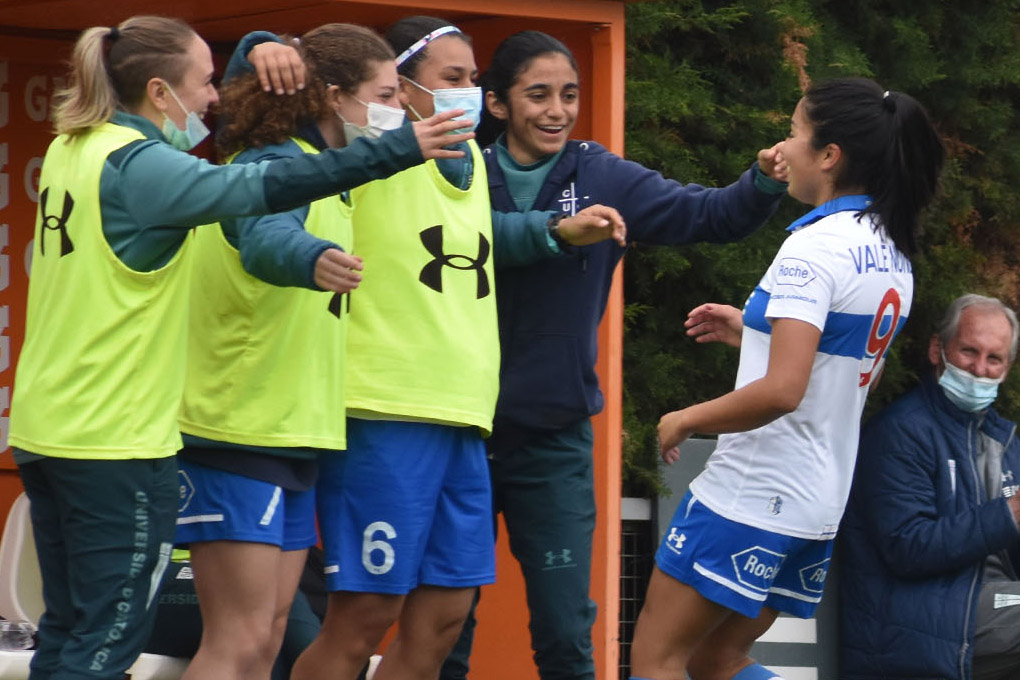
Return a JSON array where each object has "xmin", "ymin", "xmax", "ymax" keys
[
  {"xmin": 18, "ymin": 455, "xmax": 178, "ymax": 680},
  {"xmin": 441, "ymin": 418, "xmax": 597, "ymax": 680}
]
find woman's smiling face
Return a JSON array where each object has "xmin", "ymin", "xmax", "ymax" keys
[{"xmin": 490, "ymin": 52, "xmax": 579, "ymax": 165}]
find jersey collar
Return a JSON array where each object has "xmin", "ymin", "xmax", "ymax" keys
[{"xmin": 786, "ymin": 194, "xmax": 873, "ymax": 232}]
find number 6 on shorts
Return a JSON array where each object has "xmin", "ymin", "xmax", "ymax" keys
[{"xmin": 362, "ymin": 521, "xmax": 397, "ymax": 575}]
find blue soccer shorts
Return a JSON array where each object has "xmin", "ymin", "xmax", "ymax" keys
[
  {"xmin": 175, "ymin": 459, "xmax": 317, "ymax": 551},
  {"xmin": 316, "ymin": 418, "xmax": 496, "ymax": 594},
  {"xmin": 655, "ymin": 491, "xmax": 832, "ymax": 618}
]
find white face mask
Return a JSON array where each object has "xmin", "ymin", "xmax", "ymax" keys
[
  {"xmin": 403, "ymin": 77, "xmax": 482, "ymax": 131},
  {"xmin": 337, "ymin": 97, "xmax": 405, "ymax": 142},
  {"xmin": 938, "ymin": 351, "xmax": 1003, "ymax": 412},
  {"xmin": 160, "ymin": 81, "xmax": 210, "ymax": 151}
]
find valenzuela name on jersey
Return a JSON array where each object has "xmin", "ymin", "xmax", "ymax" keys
[{"xmin": 849, "ymin": 242, "xmax": 912, "ymax": 275}]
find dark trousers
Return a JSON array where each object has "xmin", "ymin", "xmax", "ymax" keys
[
  {"xmin": 18, "ymin": 455, "xmax": 178, "ymax": 680},
  {"xmin": 440, "ymin": 419, "xmax": 597, "ymax": 680},
  {"xmin": 974, "ymin": 579, "xmax": 1020, "ymax": 680}
]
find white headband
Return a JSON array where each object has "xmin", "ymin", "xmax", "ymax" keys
[{"xmin": 395, "ymin": 25, "xmax": 460, "ymax": 67}]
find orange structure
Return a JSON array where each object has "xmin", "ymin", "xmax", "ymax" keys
[{"xmin": 0, "ymin": 1, "xmax": 627, "ymax": 678}]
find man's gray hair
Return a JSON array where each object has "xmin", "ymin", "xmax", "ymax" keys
[{"xmin": 937, "ymin": 294, "xmax": 1020, "ymax": 362}]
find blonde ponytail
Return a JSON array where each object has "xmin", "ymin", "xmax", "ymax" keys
[
  {"xmin": 52, "ymin": 16, "xmax": 198, "ymax": 137},
  {"xmin": 52, "ymin": 26, "xmax": 118, "ymax": 135}
]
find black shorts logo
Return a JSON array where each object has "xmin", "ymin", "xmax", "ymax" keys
[
  {"xmin": 38, "ymin": 187, "xmax": 75, "ymax": 257},
  {"xmin": 328, "ymin": 292, "xmax": 350, "ymax": 319},
  {"xmin": 418, "ymin": 225, "xmax": 490, "ymax": 299}
]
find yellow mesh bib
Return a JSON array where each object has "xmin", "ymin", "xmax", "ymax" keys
[
  {"xmin": 346, "ymin": 141, "xmax": 499, "ymax": 433},
  {"xmin": 180, "ymin": 138, "xmax": 352, "ymax": 449},
  {"xmin": 10, "ymin": 124, "xmax": 191, "ymax": 459}
]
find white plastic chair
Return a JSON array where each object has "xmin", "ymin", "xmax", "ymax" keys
[
  {"xmin": 0, "ymin": 493, "xmax": 41, "ymax": 679},
  {"xmin": 0, "ymin": 492, "xmax": 187, "ymax": 679},
  {"xmin": 0, "ymin": 492, "xmax": 44, "ymax": 626}
]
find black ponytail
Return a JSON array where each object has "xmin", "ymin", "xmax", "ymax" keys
[{"xmin": 802, "ymin": 77, "xmax": 945, "ymax": 256}]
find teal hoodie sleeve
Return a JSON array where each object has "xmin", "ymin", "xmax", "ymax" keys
[
  {"xmin": 223, "ymin": 141, "xmax": 339, "ymax": 290},
  {"xmin": 102, "ymin": 121, "xmax": 421, "ymax": 272},
  {"xmin": 491, "ymin": 209, "xmax": 561, "ymax": 268},
  {"xmin": 113, "ymin": 124, "xmax": 421, "ymax": 228}
]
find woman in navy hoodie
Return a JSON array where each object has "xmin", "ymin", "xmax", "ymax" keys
[{"xmin": 441, "ymin": 30, "xmax": 788, "ymax": 680}]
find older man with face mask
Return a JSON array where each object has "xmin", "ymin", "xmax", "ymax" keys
[{"xmin": 839, "ymin": 293, "xmax": 1020, "ymax": 680}]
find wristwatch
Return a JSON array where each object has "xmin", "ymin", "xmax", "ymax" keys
[{"xmin": 547, "ymin": 213, "xmax": 573, "ymax": 252}]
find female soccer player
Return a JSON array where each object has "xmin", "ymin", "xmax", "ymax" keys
[{"xmin": 630, "ymin": 77, "xmax": 945, "ymax": 680}]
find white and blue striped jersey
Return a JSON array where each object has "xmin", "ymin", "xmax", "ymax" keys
[{"xmin": 689, "ymin": 196, "xmax": 912, "ymax": 540}]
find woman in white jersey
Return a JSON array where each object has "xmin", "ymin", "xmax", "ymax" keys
[{"xmin": 628, "ymin": 77, "xmax": 945, "ymax": 680}]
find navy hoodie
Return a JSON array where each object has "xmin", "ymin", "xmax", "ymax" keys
[{"xmin": 484, "ymin": 139, "xmax": 783, "ymax": 444}]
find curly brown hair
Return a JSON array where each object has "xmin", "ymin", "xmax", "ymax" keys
[{"xmin": 216, "ymin": 24, "xmax": 395, "ymax": 157}]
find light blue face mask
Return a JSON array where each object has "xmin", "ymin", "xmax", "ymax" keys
[
  {"xmin": 938, "ymin": 351, "xmax": 1002, "ymax": 412},
  {"xmin": 404, "ymin": 78, "xmax": 482, "ymax": 132},
  {"xmin": 160, "ymin": 81, "xmax": 210, "ymax": 151}
]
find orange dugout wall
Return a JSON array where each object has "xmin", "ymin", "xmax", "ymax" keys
[{"xmin": 0, "ymin": 2, "xmax": 627, "ymax": 678}]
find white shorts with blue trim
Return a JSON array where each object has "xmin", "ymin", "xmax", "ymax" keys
[
  {"xmin": 655, "ymin": 491, "xmax": 832, "ymax": 618},
  {"xmin": 316, "ymin": 418, "xmax": 495, "ymax": 594},
  {"xmin": 174, "ymin": 459, "xmax": 317, "ymax": 551}
]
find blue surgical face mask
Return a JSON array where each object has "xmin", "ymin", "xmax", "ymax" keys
[
  {"xmin": 938, "ymin": 351, "xmax": 1002, "ymax": 412},
  {"xmin": 337, "ymin": 97, "xmax": 405, "ymax": 142},
  {"xmin": 403, "ymin": 77, "xmax": 482, "ymax": 132},
  {"xmin": 160, "ymin": 81, "xmax": 210, "ymax": 151}
]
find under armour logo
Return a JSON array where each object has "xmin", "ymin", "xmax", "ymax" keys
[
  {"xmin": 418, "ymin": 225, "xmax": 490, "ymax": 299},
  {"xmin": 328, "ymin": 292, "xmax": 350, "ymax": 319},
  {"xmin": 666, "ymin": 528, "xmax": 686, "ymax": 554},
  {"xmin": 38, "ymin": 187, "xmax": 75, "ymax": 257},
  {"xmin": 544, "ymin": 549, "xmax": 574, "ymax": 568}
]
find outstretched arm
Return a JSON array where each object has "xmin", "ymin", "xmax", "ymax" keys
[
  {"xmin": 601, "ymin": 149, "xmax": 786, "ymax": 247},
  {"xmin": 492, "ymin": 204, "xmax": 626, "ymax": 268}
]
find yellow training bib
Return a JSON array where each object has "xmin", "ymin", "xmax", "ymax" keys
[
  {"xmin": 346, "ymin": 140, "xmax": 499, "ymax": 433},
  {"xmin": 180, "ymin": 138, "xmax": 352, "ymax": 449},
  {"xmin": 10, "ymin": 124, "xmax": 191, "ymax": 459}
]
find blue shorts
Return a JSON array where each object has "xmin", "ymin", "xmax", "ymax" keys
[
  {"xmin": 316, "ymin": 418, "xmax": 495, "ymax": 594},
  {"xmin": 175, "ymin": 459, "xmax": 317, "ymax": 551},
  {"xmin": 655, "ymin": 491, "xmax": 832, "ymax": 619}
]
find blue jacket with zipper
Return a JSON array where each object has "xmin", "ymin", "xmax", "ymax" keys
[
  {"xmin": 839, "ymin": 375, "xmax": 1020, "ymax": 680},
  {"xmin": 484, "ymin": 139, "xmax": 782, "ymax": 443}
]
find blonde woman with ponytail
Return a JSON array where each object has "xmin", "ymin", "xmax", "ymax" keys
[{"xmin": 8, "ymin": 15, "xmax": 472, "ymax": 680}]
